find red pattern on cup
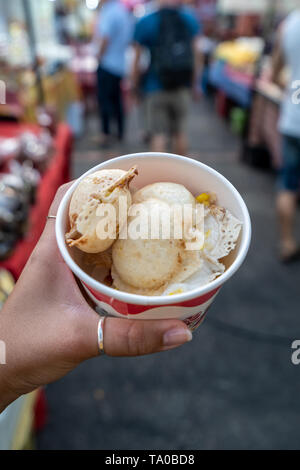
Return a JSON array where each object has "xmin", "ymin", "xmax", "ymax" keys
[{"xmin": 84, "ymin": 283, "xmax": 221, "ymax": 316}]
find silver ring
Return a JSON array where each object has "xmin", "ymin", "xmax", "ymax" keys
[
  {"xmin": 47, "ymin": 215, "xmax": 57, "ymax": 220},
  {"xmin": 97, "ymin": 316, "xmax": 106, "ymax": 355}
]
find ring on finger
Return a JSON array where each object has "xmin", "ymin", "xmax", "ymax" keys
[{"xmin": 97, "ymin": 316, "xmax": 106, "ymax": 356}]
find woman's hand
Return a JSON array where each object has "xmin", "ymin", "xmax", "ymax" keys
[{"xmin": 0, "ymin": 185, "xmax": 192, "ymax": 412}]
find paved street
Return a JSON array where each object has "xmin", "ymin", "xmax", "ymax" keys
[{"xmin": 37, "ymin": 97, "xmax": 300, "ymax": 450}]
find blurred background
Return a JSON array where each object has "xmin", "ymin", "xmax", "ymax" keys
[{"xmin": 0, "ymin": 0, "xmax": 300, "ymax": 450}]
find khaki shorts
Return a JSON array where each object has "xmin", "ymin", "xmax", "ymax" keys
[{"xmin": 146, "ymin": 88, "xmax": 190, "ymax": 136}]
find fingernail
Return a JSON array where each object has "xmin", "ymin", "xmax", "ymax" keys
[{"xmin": 163, "ymin": 328, "xmax": 193, "ymax": 347}]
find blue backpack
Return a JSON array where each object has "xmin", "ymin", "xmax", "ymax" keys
[{"xmin": 152, "ymin": 9, "xmax": 194, "ymax": 91}]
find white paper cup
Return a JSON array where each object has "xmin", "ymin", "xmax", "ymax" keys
[{"xmin": 56, "ymin": 153, "xmax": 251, "ymax": 331}]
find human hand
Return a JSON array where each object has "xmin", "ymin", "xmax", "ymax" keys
[{"xmin": 0, "ymin": 185, "xmax": 192, "ymax": 411}]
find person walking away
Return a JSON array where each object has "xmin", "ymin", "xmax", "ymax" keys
[
  {"xmin": 271, "ymin": 9, "xmax": 300, "ymax": 262},
  {"xmin": 131, "ymin": 0, "xmax": 201, "ymax": 155},
  {"xmin": 94, "ymin": 0, "xmax": 133, "ymax": 147}
]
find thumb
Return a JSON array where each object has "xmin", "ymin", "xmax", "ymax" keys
[{"xmin": 83, "ymin": 316, "xmax": 193, "ymax": 358}]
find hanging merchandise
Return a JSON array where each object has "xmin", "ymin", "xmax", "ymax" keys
[
  {"xmin": 18, "ymin": 131, "xmax": 54, "ymax": 173},
  {"xmin": 215, "ymin": 38, "xmax": 264, "ymax": 68},
  {"xmin": 0, "ymin": 138, "xmax": 21, "ymax": 167},
  {"xmin": 0, "ymin": 181, "xmax": 29, "ymax": 260}
]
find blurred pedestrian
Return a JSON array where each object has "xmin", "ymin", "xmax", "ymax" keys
[
  {"xmin": 271, "ymin": 9, "xmax": 300, "ymax": 263},
  {"xmin": 94, "ymin": 0, "xmax": 133, "ymax": 147},
  {"xmin": 131, "ymin": 0, "xmax": 201, "ymax": 155}
]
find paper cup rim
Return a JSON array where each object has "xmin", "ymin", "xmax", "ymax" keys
[{"xmin": 56, "ymin": 152, "xmax": 251, "ymax": 306}]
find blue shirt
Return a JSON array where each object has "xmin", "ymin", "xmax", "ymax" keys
[
  {"xmin": 134, "ymin": 8, "xmax": 200, "ymax": 93},
  {"xmin": 97, "ymin": 0, "xmax": 134, "ymax": 77}
]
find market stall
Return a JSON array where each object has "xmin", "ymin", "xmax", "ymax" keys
[
  {"xmin": 0, "ymin": 122, "xmax": 72, "ymax": 277},
  {"xmin": 0, "ymin": 0, "xmax": 83, "ymax": 132},
  {"xmin": 0, "ymin": 122, "xmax": 72, "ymax": 450},
  {"xmin": 205, "ymin": 0, "xmax": 299, "ymax": 169},
  {"xmin": 208, "ymin": 37, "xmax": 264, "ymax": 143}
]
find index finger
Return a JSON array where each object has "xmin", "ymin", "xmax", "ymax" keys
[
  {"xmin": 102, "ymin": 317, "xmax": 193, "ymax": 356},
  {"xmin": 41, "ymin": 182, "xmax": 74, "ymax": 246},
  {"xmin": 48, "ymin": 182, "xmax": 74, "ymax": 218}
]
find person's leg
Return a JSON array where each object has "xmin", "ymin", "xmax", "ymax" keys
[
  {"xmin": 109, "ymin": 72, "xmax": 124, "ymax": 141},
  {"xmin": 141, "ymin": 94, "xmax": 152, "ymax": 144},
  {"xmin": 277, "ymin": 191, "xmax": 298, "ymax": 257},
  {"xmin": 97, "ymin": 67, "xmax": 111, "ymax": 138},
  {"xmin": 115, "ymin": 76, "xmax": 125, "ymax": 141},
  {"xmin": 148, "ymin": 92, "xmax": 168, "ymax": 152},
  {"xmin": 173, "ymin": 133, "xmax": 188, "ymax": 155},
  {"xmin": 151, "ymin": 134, "xmax": 168, "ymax": 152},
  {"xmin": 171, "ymin": 89, "xmax": 190, "ymax": 155},
  {"xmin": 276, "ymin": 135, "xmax": 300, "ymax": 260}
]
